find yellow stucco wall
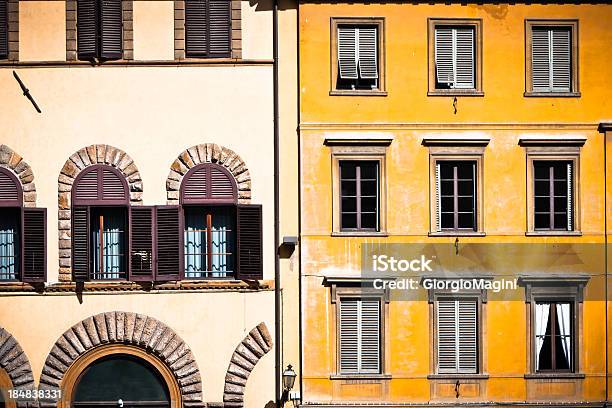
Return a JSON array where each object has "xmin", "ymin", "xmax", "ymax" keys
[{"xmin": 299, "ymin": 2, "xmax": 611, "ymax": 404}]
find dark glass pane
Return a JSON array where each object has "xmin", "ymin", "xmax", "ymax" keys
[
  {"xmin": 553, "ymin": 162, "xmax": 569, "ymax": 178},
  {"xmin": 73, "ymin": 355, "xmax": 170, "ymax": 402},
  {"xmin": 554, "ymin": 197, "xmax": 568, "ymax": 212},
  {"xmin": 361, "ymin": 197, "xmax": 377, "ymax": 213},
  {"xmin": 340, "ymin": 162, "xmax": 356, "ymax": 179},
  {"xmin": 439, "ymin": 163, "xmax": 454, "ymax": 179},
  {"xmin": 441, "ymin": 213, "xmax": 454, "ymax": 229},
  {"xmin": 554, "ymin": 214, "xmax": 568, "ymax": 230},
  {"xmin": 458, "ymin": 180, "xmax": 474, "ymax": 196},
  {"xmin": 0, "ymin": 208, "xmax": 20, "ymax": 281},
  {"xmin": 361, "ymin": 213, "xmax": 377, "ymax": 229},
  {"xmin": 360, "ymin": 180, "xmax": 377, "ymax": 197},
  {"xmin": 359, "ymin": 162, "xmax": 378, "ymax": 180},
  {"xmin": 534, "ymin": 180, "xmax": 550, "ymax": 196},
  {"xmin": 440, "ymin": 197, "xmax": 454, "ymax": 212},
  {"xmin": 440, "ymin": 180, "xmax": 454, "ymax": 196},
  {"xmin": 458, "ymin": 213, "xmax": 474, "ymax": 229},
  {"xmin": 456, "ymin": 162, "xmax": 475, "ymax": 179},
  {"xmin": 534, "ymin": 213, "xmax": 551, "ymax": 229},
  {"xmin": 458, "ymin": 196, "xmax": 474, "ymax": 213},
  {"xmin": 534, "ymin": 163, "xmax": 550, "ymax": 179},
  {"xmin": 341, "ymin": 197, "xmax": 357, "ymax": 213},
  {"xmin": 554, "ymin": 181, "xmax": 568, "ymax": 195},
  {"xmin": 341, "ymin": 213, "xmax": 357, "ymax": 229},
  {"xmin": 91, "ymin": 207, "xmax": 127, "ymax": 280},
  {"xmin": 534, "ymin": 197, "xmax": 550, "ymax": 213},
  {"xmin": 341, "ymin": 180, "xmax": 356, "ymax": 197}
]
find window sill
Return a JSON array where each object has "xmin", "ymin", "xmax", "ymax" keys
[
  {"xmin": 428, "ymin": 90, "xmax": 484, "ymax": 97},
  {"xmin": 332, "ymin": 231, "xmax": 389, "ymax": 237},
  {"xmin": 525, "ymin": 231, "xmax": 582, "ymax": 237},
  {"xmin": 329, "ymin": 90, "xmax": 388, "ymax": 97},
  {"xmin": 428, "ymin": 374, "xmax": 489, "ymax": 380},
  {"xmin": 330, "ymin": 373, "xmax": 392, "ymax": 380},
  {"xmin": 524, "ymin": 91, "xmax": 581, "ymax": 98},
  {"xmin": 524, "ymin": 373, "xmax": 585, "ymax": 379},
  {"xmin": 428, "ymin": 231, "xmax": 486, "ymax": 237}
]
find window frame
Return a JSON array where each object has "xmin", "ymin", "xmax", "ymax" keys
[
  {"xmin": 330, "ymin": 17, "xmax": 387, "ymax": 96},
  {"xmin": 331, "ymin": 146, "xmax": 387, "ymax": 236},
  {"xmin": 428, "ymin": 146, "xmax": 485, "ymax": 236},
  {"xmin": 525, "ymin": 147, "xmax": 581, "ymax": 236},
  {"xmin": 524, "ymin": 19, "xmax": 580, "ymax": 97},
  {"xmin": 427, "ymin": 18, "xmax": 483, "ymax": 97}
]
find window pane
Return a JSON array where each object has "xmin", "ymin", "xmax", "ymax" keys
[
  {"xmin": 341, "ymin": 197, "xmax": 357, "ymax": 213},
  {"xmin": 534, "ymin": 213, "xmax": 551, "ymax": 230},
  {"xmin": 360, "ymin": 162, "xmax": 378, "ymax": 179},
  {"xmin": 534, "ymin": 180, "xmax": 550, "ymax": 196},
  {"xmin": 441, "ymin": 213, "xmax": 454, "ymax": 229},
  {"xmin": 91, "ymin": 208, "xmax": 126, "ymax": 280},
  {"xmin": 0, "ymin": 208, "xmax": 19, "ymax": 281},
  {"xmin": 535, "ymin": 303, "xmax": 553, "ymax": 371},
  {"xmin": 440, "ymin": 180, "xmax": 454, "ymax": 196},
  {"xmin": 534, "ymin": 197, "xmax": 550, "ymax": 213},
  {"xmin": 458, "ymin": 196, "xmax": 474, "ymax": 213},
  {"xmin": 457, "ymin": 163, "xmax": 474, "ymax": 179},
  {"xmin": 458, "ymin": 213, "xmax": 474, "ymax": 229},
  {"xmin": 361, "ymin": 213, "xmax": 377, "ymax": 230},
  {"xmin": 440, "ymin": 197, "xmax": 454, "ymax": 213},
  {"xmin": 534, "ymin": 164, "xmax": 550, "ymax": 179},
  {"xmin": 439, "ymin": 163, "xmax": 454, "ymax": 179},
  {"xmin": 458, "ymin": 180, "xmax": 474, "ymax": 196},
  {"xmin": 554, "ymin": 214, "xmax": 568, "ymax": 230},
  {"xmin": 361, "ymin": 197, "xmax": 377, "ymax": 213},
  {"xmin": 341, "ymin": 180, "xmax": 356, "ymax": 197},
  {"xmin": 360, "ymin": 180, "xmax": 377, "ymax": 197},
  {"xmin": 554, "ymin": 181, "xmax": 568, "ymax": 195},
  {"xmin": 340, "ymin": 162, "xmax": 357, "ymax": 179},
  {"xmin": 554, "ymin": 197, "xmax": 568, "ymax": 212},
  {"xmin": 342, "ymin": 213, "xmax": 357, "ymax": 229}
]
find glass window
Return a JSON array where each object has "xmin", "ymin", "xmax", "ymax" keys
[
  {"xmin": 91, "ymin": 208, "xmax": 127, "ymax": 280},
  {"xmin": 0, "ymin": 208, "xmax": 19, "ymax": 281},
  {"xmin": 340, "ymin": 161, "xmax": 379, "ymax": 231},
  {"xmin": 535, "ymin": 301, "xmax": 573, "ymax": 372},
  {"xmin": 437, "ymin": 161, "xmax": 477, "ymax": 231},
  {"xmin": 184, "ymin": 206, "xmax": 235, "ymax": 278},
  {"xmin": 533, "ymin": 161, "xmax": 572, "ymax": 231}
]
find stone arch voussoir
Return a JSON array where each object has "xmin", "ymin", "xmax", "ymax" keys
[
  {"xmin": 0, "ymin": 326, "xmax": 36, "ymax": 408},
  {"xmin": 223, "ymin": 322, "xmax": 273, "ymax": 408},
  {"xmin": 57, "ymin": 145, "xmax": 143, "ymax": 281},
  {"xmin": 166, "ymin": 144, "xmax": 251, "ymax": 205},
  {"xmin": 0, "ymin": 144, "xmax": 37, "ymax": 207},
  {"xmin": 39, "ymin": 312, "xmax": 203, "ymax": 407}
]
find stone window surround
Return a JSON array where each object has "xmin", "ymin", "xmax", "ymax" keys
[
  {"xmin": 66, "ymin": 0, "xmax": 134, "ymax": 61},
  {"xmin": 174, "ymin": 0, "xmax": 242, "ymax": 60}
]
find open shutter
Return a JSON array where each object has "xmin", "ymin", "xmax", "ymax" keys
[
  {"xmin": 100, "ymin": 0, "xmax": 123, "ymax": 59},
  {"xmin": 236, "ymin": 204, "xmax": 262, "ymax": 280},
  {"xmin": 130, "ymin": 206, "xmax": 154, "ymax": 281},
  {"xmin": 208, "ymin": 0, "xmax": 231, "ymax": 57},
  {"xmin": 77, "ymin": 0, "xmax": 98, "ymax": 59},
  {"xmin": 435, "ymin": 27, "xmax": 454, "ymax": 86},
  {"xmin": 155, "ymin": 206, "xmax": 181, "ymax": 281},
  {"xmin": 185, "ymin": 0, "xmax": 208, "ymax": 57},
  {"xmin": 21, "ymin": 208, "xmax": 46, "ymax": 283},
  {"xmin": 454, "ymin": 27, "xmax": 475, "ymax": 89},
  {"xmin": 339, "ymin": 299, "xmax": 359, "ymax": 373},
  {"xmin": 567, "ymin": 163, "xmax": 573, "ymax": 231},
  {"xmin": 338, "ymin": 26, "xmax": 358, "ymax": 80},
  {"xmin": 457, "ymin": 299, "xmax": 478, "ymax": 373},
  {"xmin": 551, "ymin": 28, "xmax": 571, "ymax": 92},
  {"xmin": 360, "ymin": 299, "xmax": 381, "ymax": 373},
  {"xmin": 437, "ymin": 299, "xmax": 457, "ymax": 373},
  {"xmin": 0, "ymin": 0, "xmax": 7, "ymax": 59},
  {"xmin": 357, "ymin": 27, "xmax": 378, "ymax": 79},
  {"xmin": 532, "ymin": 28, "xmax": 551, "ymax": 92},
  {"xmin": 72, "ymin": 206, "xmax": 90, "ymax": 281}
]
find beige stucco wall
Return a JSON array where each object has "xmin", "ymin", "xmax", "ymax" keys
[
  {"xmin": 0, "ymin": 290, "xmax": 275, "ymax": 406},
  {"xmin": 133, "ymin": 1, "xmax": 175, "ymax": 61},
  {"xmin": 19, "ymin": 1, "xmax": 66, "ymax": 61}
]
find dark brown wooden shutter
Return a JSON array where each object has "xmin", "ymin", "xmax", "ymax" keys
[
  {"xmin": 77, "ymin": 0, "xmax": 98, "ymax": 59},
  {"xmin": 182, "ymin": 164, "xmax": 237, "ymax": 204},
  {"xmin": 0, "ymin": 169, "xmax": 20, "ymax": 205},
  {"xmin": 183, "ymin": 165, "xmax": 208, "ymax": 201},
  {"xmin": 130, "ymin": 206, "xmax": 154, "ymax": 281},
  {"xmin": 74, "ymin": 168, "xmax": 99, "ymax": 201},
  {"xmin": 208, "ymin": 0, "xmax": 231, "ymax": 57},
  {"xmin": 155, "ymin": 206, "xmax": 181, "ymax": 281},
  {"xmin": 210, "ymin": 166, "xmax": 235, "ymax": 199},
  {"xmin": 101, "ymin": 168, "xmax": 127, "ymax": 200},
  {"xmin": 0, "ymin": 0, "xmax": 8, "ymax": 59},
  {"xmin": 74, "ymin": 166, "xmax": 128, "ymax": 205},
  {"xmin": 236, "ymin": 204, "xmax": 262, "ymax": 280},
  {"xmin": 72, "ymin": 206, "xmax": 90, "ymax": 281},
  {"xmin": 21, "ymin": 208, "xmax": 46, "ymax": 283},
  {"xmin": 100, "ymin": 0, "xmax": 122, "ymax": 59},
  {"xmin": 185, "ymin": 0, "xmax": 208, "ymax": 57}
]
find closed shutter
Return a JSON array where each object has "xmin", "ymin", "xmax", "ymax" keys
[
  {"xmin": 0, "ymin": 0, "xmax": 7, "ymax": 59},
  {"xmin": 0, "ymin": 170, "xmax": 20, "ymax": 204},
  {"xmin": 339, "ymin": 298, "xmax": 381, "ymax": 374},
  {"xmin": 130, "ymin": 206, "xmax": 154, "ymax": 281},
  {"xmin": 338, "ymin": 26, "xmax": 358, "ymax": 80},
  {"xmin": 236, "ymin": 204, "xmax": 262, "ymax": 280},
  {"xmin": 72, "ymin": 206, "xmax": 90, "ymax": 281},
  {"xmin": 454, "ymin": 27, "xmax": 475, "ymax": 89},
  {"xmin": 77, "ymin": 0, "xmax": 98, "ymax": 59},
  {"xmin": 21, "ymin": 208, "xmax": 46, "ymax": 283},
  {"xmin": 100, "ymin": 0, "xmax": 123, "ymax": 59},
  {"xmin": 155, "ymin": 206, "xmax": 181, "ymax": 281},
  {"xmin": 101, "ymin": 168, "xmax": 127, "ymax": 200},
  {"xmin": 182, "ymin": 164, "xmax": 237, "ymax": 203},
  {"xmin": 210, "ymin": 166, "xmax": 235, "ymax": 200},
  {"xmin": 74, "ymin": 167, "xmax": 128, "ymax": 204},
  {"xmin": 208, "ymin": 0, "xmax": 231, "ymax": 57},
  {"xmin": 437, "ymin": 299, "xmax": 478, "ymax": 374},
  {"xmin": 435, "ymin": 26, "xmax": 474, "ymax": 89},
  {"xmin": 185, "ymin": 0, "xmax": 208, "ymax": 57},
  {"xmin": 567, "ymin": 163, "xmax": 573, "ymax": 231},
  {"xmin": 357, "ymin": 27, "xmax": 378, "ymax": 79},
  {"xmin": 435, "ymin": 27, "xmax": 454, "ymax": 86},
  {"xmin": 183, "ymin": 165, "xmax": 208, "ymax": 201},
  {"xmin": 551, "ymin": 28, "xmax": 571, "ymax": 92},
  {"xmin": 531, "ymin": 28, "xmax": 550, "ymax": 91},
  {"xmin": 532, "ymin": 27, "xmax": 571, "ymax": 92}
]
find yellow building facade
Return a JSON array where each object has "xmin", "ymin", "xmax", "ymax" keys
[{"xmin": 299, "ymin": 2, "xmax": 612, "ymax": 407}]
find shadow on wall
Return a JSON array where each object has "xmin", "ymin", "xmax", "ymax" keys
[{"xmin": 249, "ymin": 0, "xmax": 295, "ymax": 12}]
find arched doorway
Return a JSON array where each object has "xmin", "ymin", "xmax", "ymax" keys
[{"xmin": 61, "ymin": 345, "xmax": 181, "ymax": 408}]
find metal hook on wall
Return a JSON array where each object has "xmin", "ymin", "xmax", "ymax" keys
[{"xmin": 453, "ymin": 96, "xmax": 458, "ymax": 114}]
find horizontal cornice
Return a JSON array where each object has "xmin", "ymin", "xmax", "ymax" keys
[{"xmin": 301, "ymin": 122, "xmax": 599, "ymax": 131}]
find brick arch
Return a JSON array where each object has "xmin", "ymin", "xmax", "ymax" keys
[
  {"xmin": 223, "ymin": 322, "xmax": 273, "ymax": 407},
  {"xmin": 39, "ymin": 312, "xmax": 203, "ymax": 406},
  {"xmin": 57, "ymin": 145, "xmax": 143, "ymax": 282},
  {"xmin": 166, "ymin": 144, "xmax": 251, "ymax": 205},
  {"xmin": 0, "ymin": 144, "xmax": 37, "ymax": 207},
  {"xmin": 0, "ymin": 326, "xmax": 36, "ymax": 408}
]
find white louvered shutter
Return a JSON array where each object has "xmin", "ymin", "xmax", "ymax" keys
[
  {"xmin": 567, "ymin": 163, "xmax": 573, "ymax": 231},
  {"xmin": 532, "ymin": 28, "xmax": 551, "ymax": 91},
  {"xmin": 457, "ymin": 299, "xmax": 478, "ymax": 373},
  {"xmin": 435, "ymin": 27, "xmax": 454, "ymax": 86},
  {"xmin": 437, "ymin": 300, "xmax": 458, "ymax": 372},
  {"xmin": 338, "ymin": 27, "xmax": 358, "ymax": 79},
  {"xmin": 358, "ymin": 27, "xmax": 378, "ymax": 79},
  {"xmin": 339, "ymin": 298, "xmax": 380, "ymax": 374},
  {"xmin": 435, "ymin": 163, "xmax": 442, "ymax": 232},
  {"xmin": 551, "ymin": 28, "xmax": 571, "ymax": 92},
  {"xmin": 454, "ymin": 27, "xmax": 475, "ymax": 89}
]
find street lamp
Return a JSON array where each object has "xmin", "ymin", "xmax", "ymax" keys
[{"xmin": 281, "ymin": 364, "xmax": 297, "ymax": 406}]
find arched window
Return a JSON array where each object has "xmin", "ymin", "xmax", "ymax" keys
[
  {"xmin": 0, "ymin": 167, "xmax": 45, "ymax": 283},
  {"xmin": 72, "ymin": 165, "xmax": 130, "ymax": 281},
  {"xmin": 72, "ymin": 355, "xmax": 170, "ymax": 407},
  {"xmin": 178, "ymin": 163, "xmax": 262, "ymax": 280}
]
